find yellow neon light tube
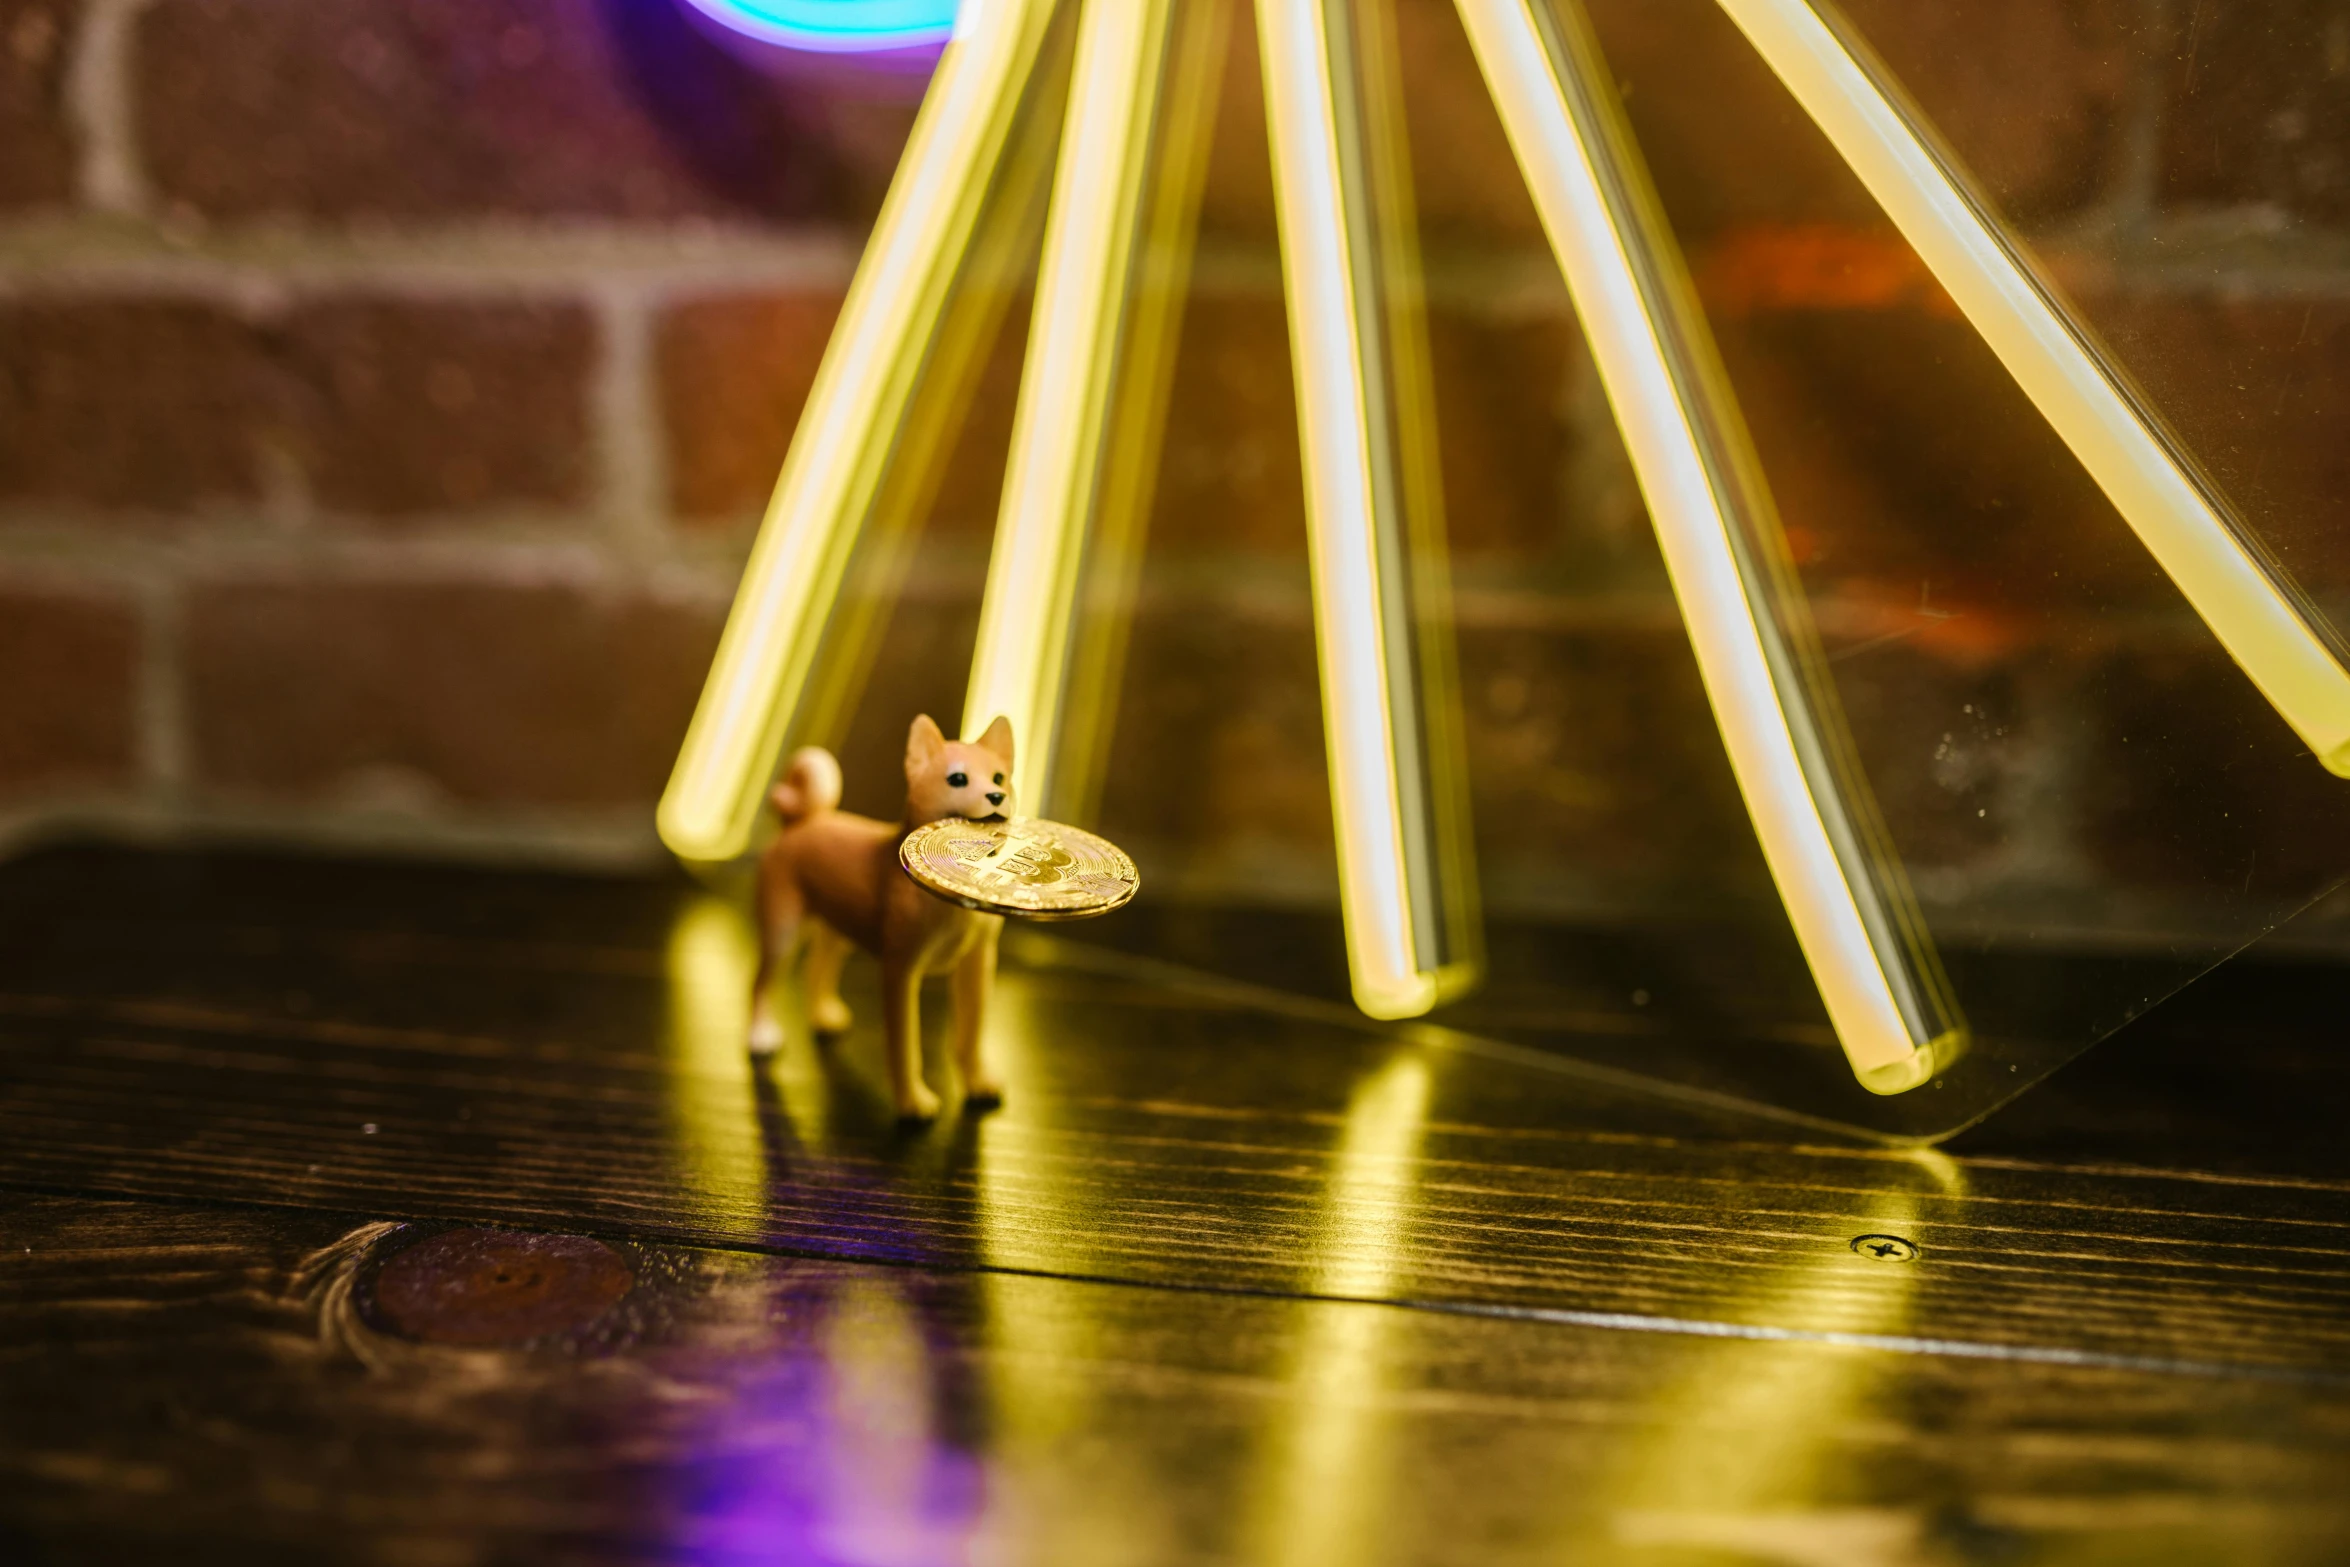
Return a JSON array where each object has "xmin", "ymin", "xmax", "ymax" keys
[
  {"xmin": 962, "ymin": 0, "xmax": 1180, "ymax": 802},
  {"xmin": 1260, "ymin": 0, "xmax": 1481, "ymax": 1021},
  {"xmin": 1049, "ymin": 0, "xmax": 1232, "ymax": 828},
  {"xmin": 656, "ymin": 0, "xmax": 1060, "ymax": 864},
  {"xmin": 1353, "ymin": 0, "xmax": 1484, "ymax": 995},
  {"xmin": 1713, "ymin": 0, "xmax": 2350, "ymax": 776},
  {"xmin": 798, "ymin": 93, "xmax": 1062, "ymax": 760},
  {"xmin": 1453, "ymin": 0, "xmax": 1956, "ymax": 1089}
]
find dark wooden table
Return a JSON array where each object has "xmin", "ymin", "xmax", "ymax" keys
[{"xmin": 2, "ymin": 844, "xmax": 2346, "ymax": 1565}]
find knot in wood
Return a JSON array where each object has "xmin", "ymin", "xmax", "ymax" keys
[{"xmin": 372, "ymin": 1229, "xmax": 633, "ymax": 1345}]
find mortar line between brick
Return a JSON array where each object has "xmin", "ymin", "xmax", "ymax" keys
[
  {"xmin": 2107, "ymin": 0, "xmax": 2176, "ymax": 237},
  {"xmin": 19, "ymin": 215, "xmax": 2350, "ymax": 312},
  {"xmin": 0, "ymin": 221, "xmax": 866, "ymax": 294},
  {"xmin": 0, "ymin": 525, "xmax": 743, "ymax": 603},
  {"xmin": 0, "ymin": 800, "xmax": 669, "ymax": 872},
  {"xmin": 0, "ymin": 223, "xmax": 1588, "ymax": 317},
  {"xmin": 65, "ymin": 0, "xmax": 153, "ymax": 218},
  {"xmin": 0, "ymin": 525, "xmax": 2290, "ymax": 678},
  {"xmin": 590, "ymin": 285, "xmax": 671, "ymax": 557}
]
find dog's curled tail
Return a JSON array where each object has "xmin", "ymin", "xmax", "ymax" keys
[{"xmin": 768, "ymin": 747, "xmax": 843, "ymax": 823}]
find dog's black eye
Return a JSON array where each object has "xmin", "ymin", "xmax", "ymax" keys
[
  {"xmin": 992, "ymin": 773, "xmax": 1004, "ymax": 786},
  {"xmin": 946, "ymin": 771, "xmax": 968, "ymax": 788}
]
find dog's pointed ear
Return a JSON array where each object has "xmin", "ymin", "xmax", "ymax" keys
[
  {"xmin": 906, "ymin": 714, "xmax": 946, "ymax": 771},
  {"xmin": 977, "ymin": 714, "xmax": 1014, "ymax": 770}
]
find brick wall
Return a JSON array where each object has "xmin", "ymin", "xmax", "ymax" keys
[
  {"xmin": 3, "ymin": 0, "xmax": 2349, "ymax": 948},
  {"xmin": 0, "ymin": 0, "xmax": 909, "ymax": 860}
]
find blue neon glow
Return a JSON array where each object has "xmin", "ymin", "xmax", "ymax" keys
[{"xmin": 679, "ymin": 0, "xmax": 960, "ymax": 53}]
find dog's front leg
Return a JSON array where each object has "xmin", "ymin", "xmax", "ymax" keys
[
  {"xmin": 951, "ymin": 918, "xmax": 1004, "ymax": 1108},
  {"xmin": 880, "ymin": 955, "xmax": 941, "ymax": 1123}
]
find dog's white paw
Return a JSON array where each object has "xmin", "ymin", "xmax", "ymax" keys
[{"xmin": 747, "ymin": 1015, "xmax": 785, "ymax": 1055}]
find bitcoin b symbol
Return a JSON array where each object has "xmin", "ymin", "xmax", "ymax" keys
[{"xmin": 1006, "ymin": 841, "xmax": 1073, "ymax": 886}]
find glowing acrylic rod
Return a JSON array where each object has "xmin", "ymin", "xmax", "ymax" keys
[
  {"xmin": 1260, "ymin": 0, "xmax": 1481, "ymax": 1021},
  {"xmin": 962, "ymin": 0, "xmax": 1180, "ymax": 803},
  {"xmin": 1049, "ymin": 0, "xmax": 1233, "ymax": 827},
  {"xmin": 1351, "ymin": 0, "xmax": 1484, "ymax": 992},
  {"xmin": 657, "ymin": 0, "xmax": 1059, "ymax": 864},
  {"xmin": 798, "ymin": 68, "xmax": 1064, "ymax": 758},
  {"xmin": 1713, "ymin": 0, "xmax": 2350, "ymax": 776},
  {"xmin": 1453, "ymin": 0, "xmax": 1957, "ymax": 1088}
]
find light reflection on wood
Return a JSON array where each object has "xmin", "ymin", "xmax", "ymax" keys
[
  {"xmin": 1251, "ymin": 1048, "xmax": 1434, "ymax": 1565},
  {"xmin": 1604, "ymin": 1171, "xmax": 1938, "ymax": 1557},
  {"xmin": 661, "ymin": 896, "xmax": 775, "ymax": 1210}
]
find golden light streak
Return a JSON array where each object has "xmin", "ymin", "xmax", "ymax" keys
[
  {"xmin": 961, "ymin": 0, "xmax": 1182, "ymax": 800},
  {"xmin": 795, "ymin": 72, "xmax": 1064, "ymax": 758},
  {"xmin": 1259, "ymin": 0, "xmax": 1483, "ymax": 1021},
  {"xmin": 971, "ymin": 973, "xmax": 1117, "ymax": 1472},
  {"xmin": 662, "ymin": 896, "xmax": 772, "ymax": 1209},
  {"xmin": 1043, "ymin": 0, "xmax": 1232, "ymax": 826},
  {"xmin": 1713, "ymin": 0, "xmax": 2350, "ymax": 777},
  {"xmin": 1606, "ymin": 1180, "xmax": 1938, "ymax": 1556},
  {"xmin": 1353, "ymin": 0, "xmax": 1485, "ymax": 1003},
  {"xmin": 657, "ymin": 0, "xmax": 1062, "ymax": 864},
  {"xmin": 1250, "ymin": 1050, "xmax": 1433, "ymax": 1566},
  {"xmin": 1308, "ymin": 1052, "xmax": 1433, "ymax": 1298},
  {"xmin": 1452, "ymin": 0, "xmax": 1957, "ymax": 1090}
]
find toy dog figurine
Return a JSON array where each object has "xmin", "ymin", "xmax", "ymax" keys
[{"xmin": 748, "ymin": 713, "xmax": 1016, "ymax": 1121}]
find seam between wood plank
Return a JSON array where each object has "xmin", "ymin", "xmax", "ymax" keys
[{"xmin": 4, "ymin": 1173, "xmax": 2344, "ymax": 1390}]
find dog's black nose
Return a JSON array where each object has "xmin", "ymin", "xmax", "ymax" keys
[{"xmin": 986, "ymin": 791, "xmax": 1005, "ymax": 806}]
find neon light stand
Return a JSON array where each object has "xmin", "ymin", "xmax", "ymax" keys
[{"xmin": 660, "ymin": 0, "xmax": 2350, "ymax": 1135}]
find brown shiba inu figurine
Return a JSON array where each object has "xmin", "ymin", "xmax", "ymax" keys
[{"xmin": 749, "ymin": 713, "xmax": 1016, "ymax": 1121}]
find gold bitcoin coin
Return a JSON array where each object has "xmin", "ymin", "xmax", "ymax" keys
[{"xmin": 899, "ymin": 816, "xmax": 1139, "ymax": 920}]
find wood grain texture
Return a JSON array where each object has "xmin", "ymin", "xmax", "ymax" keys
[
  {"xmin": 0, "ymin": 844, "xmax": 2344, "ymax": 1387},
  {"xmin": 4, "ymin": 1193, "xmax": 2348, "ymax": 1567}
]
